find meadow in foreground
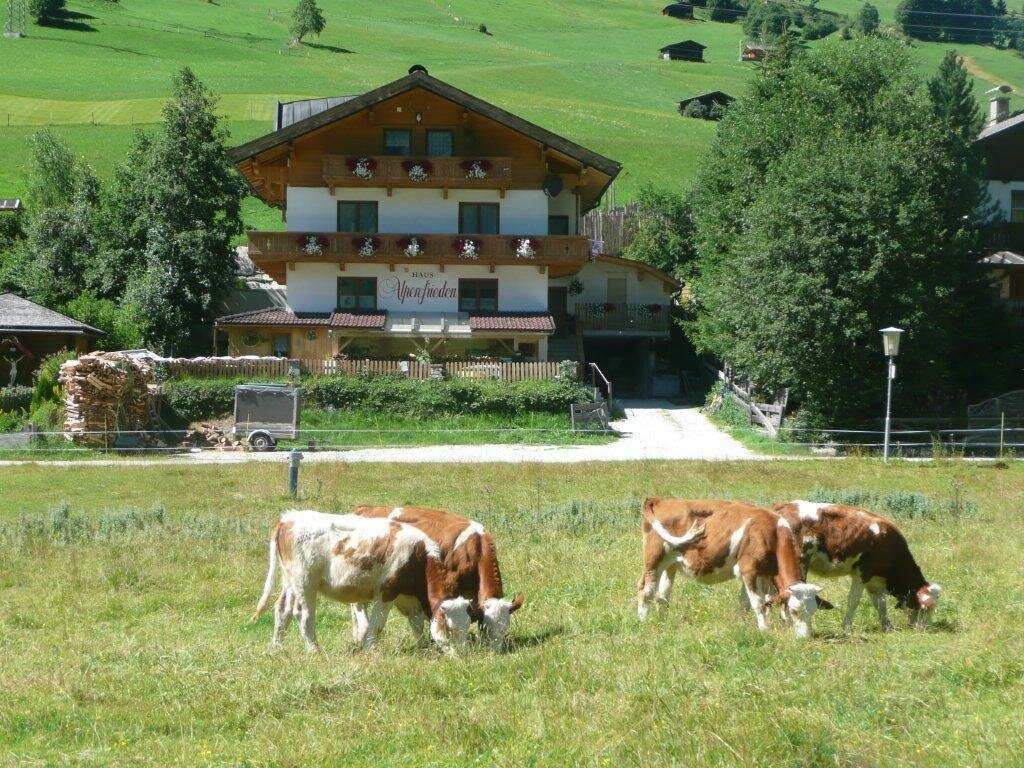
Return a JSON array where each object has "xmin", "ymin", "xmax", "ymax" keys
[{"xmin": 1, "ymin": 460, "xmax": 1022, "ymax": 767}]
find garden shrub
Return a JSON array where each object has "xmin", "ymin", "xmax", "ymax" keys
[
  {"xmin": 0, "ymin": 410, "xmax": 24, "ymax": 432},
  {"xmin": 810, "ymin": 485, "xmax": 977, "ymax": 519},
  {"xmin": 32, "ymin": 351, "xmax": 75, "ymax": 411},
  {"xmin": 160, "ymin": 374, "xmax": 592, "ymax": 423},
  {"xmin": 0, "ymin": 385, "xmax": 34, "ymax": 413}
]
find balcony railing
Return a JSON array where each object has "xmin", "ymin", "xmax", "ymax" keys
[
  {"xmin": 247, "ymin": 231, "xmax": 592, "ymax": 266},
  {"xmin": 322, "ymin": 155, "xmax": 513, "ymax": 191},
  {"xmin": 983, "ymin": 222, "xmax": 1024, "ymax": 252},
  {"xmin": 574, "ymin": 302, "xmax": 671, "ymax": 334}
]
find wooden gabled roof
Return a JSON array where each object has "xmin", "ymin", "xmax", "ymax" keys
[{"xmin": 230, "ymin": 68, "xmax": 622, "ymax": 179}]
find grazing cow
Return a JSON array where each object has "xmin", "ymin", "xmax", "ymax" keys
[
  {"xmin": 353, "ymin": 506, "xmax": 525, "ymax": 650},
  {"xmin": 638, "ymin": 498, "xmax": 830, "ymax": 637},
  {"xmin": 774, "ymin": 501, "xmax": 942, "ymax": 631},
  {"xmin": 251, "ymin": 510, "xmax": 473, "ymax": 653}
]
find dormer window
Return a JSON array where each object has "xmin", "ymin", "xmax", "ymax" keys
[
  {"xmin": 383, "ymin": 129, "xmax": 411, "ymax": 156},
  {"xmin": 426, "ymin": 130, "xmax": 454, "ymax": 157}
]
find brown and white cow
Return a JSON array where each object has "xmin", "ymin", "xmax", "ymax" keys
[
  {"xmin": 638, "ymin": 498, "xmax": 830, "ymax": 638},
  {"xmin": 251, "ymin": 510, "xmax": 473, "ymax": 653},
  {"xmin": 773, "ymin": 501, "xmax": 942, "ymax": 631},
  {"xmin": 353, "ymin": 506, "xmax": 524, "ymax": 650}
]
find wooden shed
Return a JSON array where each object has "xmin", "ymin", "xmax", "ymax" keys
[
  {"xmin": 661, "ymin": 3, "xmax": 695, "ymax": 19},
  {"xmin": 740, "ymin": 42, "xmax": 775, "ymax": 62},
  {"xmin": 659, "ymin": 40, "xmax": 705, "ymax": 62},
  {"xmin": 0, "ymin": 293, "xmax": 103, "ymax": 386},
  {"xmin": 678, "ymin": 91, "xmax": 735, "ymax": 119}
]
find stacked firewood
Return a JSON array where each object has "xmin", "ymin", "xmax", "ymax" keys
[
  {"xmin": 60, "ymin": 353, "xmax": 155, "ymax": 446},
  {"xmin": 180, "ymin": 423, "xmax": 242, "ymax": 450}
]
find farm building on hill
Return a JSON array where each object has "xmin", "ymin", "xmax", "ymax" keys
[
  {"xmin": 678, "ymin": 91, "xmax": 735, "ymax": 119},
  {"xmin": 659, "ymin": 41, "xmax": 705, "ymax": 62},
  {"xmin": 740, "ymin": 42, "xmax": 774, "ymax": 62},
  {"xmin": 661, "ymin": 4, "xmax": 695, "ymax": 19},
  {"xmin": 0, "ymin": 293, "xmax": 103, "ymax": 386}
]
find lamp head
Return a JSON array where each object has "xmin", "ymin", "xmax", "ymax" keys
[{"xmin": 880, "ymin": 327, "xmax": 904, "ymax": 357}]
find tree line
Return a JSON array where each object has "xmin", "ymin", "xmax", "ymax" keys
[
  {"xmin": 896, "ymin": 0, "xmax": 1024, "ymax": 48},
  {"xmin": 623, "ymin": 37, "xmax": 1022, "ymax": 425},
  {"xmin": 0, "ymin": 69, "xmax": 246, "ymax": 355}
]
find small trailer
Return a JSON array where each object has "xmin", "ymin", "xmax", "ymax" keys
[{"xmin": 233, "ymin": 384, "xmax": 300, "ymax": 451}]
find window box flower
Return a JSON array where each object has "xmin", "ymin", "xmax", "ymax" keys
[
  {"xmin": 602, "ymin": 302, "xmax": 617, "ymax": 313},
  {"xmin": 345, "ymin": 157, "xmax": 377, "ymax": 179},
  {"xmin": 511, "ymin": 237, "xmax": 539, "ymax": 259},
  {"xmin": 297, "ymin": 235, "xmax": 330, "ymax": 256},
  {"xmin": 461, "ymin": 159, "xmax": 492, "ymax": 179},
  {"xmin": 352, "ymin": 236, "xmax": 382, "ymax": 258},
  {"xmin": 453, "ymin": 237, "xmax": 482, "ymax": 259},
  {"xmin": 401, "ymin": 159, "xmax": 433, "ymax": 182},
  {"xmin": 397, "ymin": 236, "xmax": 425, "ymax": 257}
]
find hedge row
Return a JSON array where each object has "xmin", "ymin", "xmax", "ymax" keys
[
  {"xmin": 0, "ymin": 386, "xmax": 34, "ymax": 414},
  {"xmin": 159, "ymin": 375, "xmax": 591, "ymax": 424}
]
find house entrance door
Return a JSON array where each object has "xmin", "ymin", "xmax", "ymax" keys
[{"xmin": 548, "ymin": 287, "xmax": 569, "ymax": 338}]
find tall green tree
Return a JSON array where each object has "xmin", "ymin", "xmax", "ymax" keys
[
  {"xmin": 621, "ymin": 186, "xmax": 698, "ymax": 278},
  {"xmin": 290, "ymin": 0, "xmax": 326, "ymax": 44},
  {"xmin": 112, "ymin": 68, "xmax": 245, "ymax": 354},
  {"xmin": 855, "ymin": 2, "xmax": 880, "ymax": 33},
  {"xmin": 27, "ymin": 0, "xmax": 65, "ymax": 24},
  {"xmin": 687, "ymin": 37, "xmax": 1003, "ymax": 424}
]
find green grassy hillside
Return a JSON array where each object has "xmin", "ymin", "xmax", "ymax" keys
[{"xmin": 0, "ymin": 0, "xmax": 1021, "ymax": 230}]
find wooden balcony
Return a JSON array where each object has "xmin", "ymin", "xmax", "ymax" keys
[
  {"xmin": 574, "ymin": 302, "xmax": 671, "ymax": 334},
  {"xmin": 984, "ymin": 222, "xmax": 1024, "ymax": 252},
  {"xmin": 322, "ymin": 155, "xmax": 513, "ymax": 195},
  {"xmin": 247, "ymin": 231, "xmax": 592, "ymax": 273}
]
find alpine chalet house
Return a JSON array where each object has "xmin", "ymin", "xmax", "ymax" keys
[
  {"xmin": 217, "ymin": 66, "xmax": 680, "ymax": 383},
  {"xmin": 977, "ymin": 85, "xmax": 1024, "ymax": 323}
]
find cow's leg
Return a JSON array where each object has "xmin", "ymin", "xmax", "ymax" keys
[
  {"xmin": 297, "ymin": 586, "xmax": 320, "ymax": 652},
  {"xmin": 271, "ymin": 588, "xmax": 294, "ymax": 648},
  {"xmin": 655, "ymin": 563, "xmax": 678, "ymax": 610},
  {"xmin": 738, "ymin": 583, "xmax": 752, "ymax": 612},
  {"xmin": 742, "ymin": 572, "xmax": 769, "ymax": 632},
  {"xmin": 360, "ymin": 598, "xmax": 392, "ymax": 650},
  {"xmin": 866, "ymin": 582, "xmax": 892, "ymax": 631},
  {"xmin": 637, "ymin": 538, "xmax": 667, "ymax": 620},
  {"xmin": 350, "ymin": 604, "xmax": 370, "ymax": 645},
  {"xmin": 406, "ymin": 609, "xmax": 428, "ymax": 646},
  {"xmin": 843, "ymin": 577, "xmax": 865, "ymax": 631}
]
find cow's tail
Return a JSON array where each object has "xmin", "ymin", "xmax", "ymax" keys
[
  {"xmin": 251, "ymin": 524, "xmax": 280, "ymax": 622},
  {"xmin": 644, "ymin": 502, "xmax": 705, "ymax": 549}
]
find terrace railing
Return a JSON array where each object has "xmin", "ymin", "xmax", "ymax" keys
[
  {"xmin": 574, "ymin": 302, "xmax": 671, "ymax": 333},
  {"xmin": 983, "ymin": 222, "xmax": 1024, "ymax": 252},
  {"xmin": 247, "ymin": 231, "xmax": 591, "ymax": 268},
  {"xmin": 322, "ymin": 155, "xmax": 513, "ymax": 192}
]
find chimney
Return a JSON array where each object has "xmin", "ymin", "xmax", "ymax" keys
[{"xmin": 987, "ymin": 85, "xmax": 1012, "ymax": 126}]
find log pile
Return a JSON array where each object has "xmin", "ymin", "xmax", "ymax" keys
[
  {"xmin": 180, "ymin": 423, "xmax": 242, "ymax": 450},
  {"xmin": 60, "ymin": 353, "xmax": 155, "ymax": 447}
]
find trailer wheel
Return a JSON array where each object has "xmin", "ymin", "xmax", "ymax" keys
[{"xmin": 249, "ymin": 431, "xmax": 276, "ymax": 452}]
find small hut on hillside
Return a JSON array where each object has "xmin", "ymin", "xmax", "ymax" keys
[
  {"xmin": 678, "ymin": 91, "xmax": 735, "ymax": 119},
  {"xmin": 659, "ymin": 40, "xmax": 705, "ymax": 62},
  {"xmin": 661, "ymin": 3, "xmax": 695, "ymax": 19},
  {"xmin": 740, "ymin": 42, "xmax": 775, "ymax": 62}
]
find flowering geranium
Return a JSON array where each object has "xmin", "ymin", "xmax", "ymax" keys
[
  {"xmin": 603, "ymin": 302, "xmax": 616, "ymax": 313},
  {"xmin": 461, "ymin": 159, "xmax": 492, "ymax": 179},
  {"xmin": 649, "ymin": 303, "xmax": 663, "ymax": 313},
  {"xmin": 402, "ymin": 159, "xmax": 433, "ymax": 181},
  {"xmin": 298, "ymin": 235, "xmax": 329, "ymax": 256},
  {"xmin": 345, "ymin": 157, "xmax": 377, "ymax": 179},
  {"xmin": 454, "ymin": 237, "xmax": 481, "ymax": 259},
  {"xmin": 568, "ymin": 278, "xmax": 584, "ymax": 296},
  {"xmin": 512, "ymin": 237, "xmax": 539, "ymax": 259},
  {"xmin": 398, "ymin": 236, "xmax": 424, "ymax": 258},
  {"xmin": 352, "ymin": 236, "xmax": 381, "ymax": 258}
]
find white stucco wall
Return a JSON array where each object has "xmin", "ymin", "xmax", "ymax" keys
[
  {"xmin": 286, "ymin": 186, "xmax": 554, "ymax": 235},
  {"xmin": 546, "ymin": 189, "xmax": 578, "ymax": 234},
  {"xmin": 287, "ymin": 261, "xmax": 548, "ymax": 313},
  {"xmin": 988, "ymin": 180, "xmax": 1024, "ymax": 221},
  {"xmin": 550, "ymin": 260, "xmax": 674, "ymax": 309}
]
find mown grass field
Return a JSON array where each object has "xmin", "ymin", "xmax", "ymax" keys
[
  {"xmin": 1, "ymin": 459, "xmax": 1023, "ymax": 766},
  {"xmin": 0, "ymin": 0, "xmax": 1021, "ymax": 230}
]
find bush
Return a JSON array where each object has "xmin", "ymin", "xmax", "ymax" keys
[
  {"xmin": 803, "ymin": 17, "xmax": 838, "ymax": 39},
  {"xmin": 32, "ymin": 351, "xmax": 76, "ymax": 411},
  {"xmin": 27, "ymin": 0, "xmax": 65, "ymax": 22},
  {"xmin": 0, "ymin": 385, "xmax": 34, "ymax": 413},
  {"xmin": 0, "ymin": 410, "xmax": 23, "ymax": 432},
  {"xmin": 809, "ymin": 485, "xmax": 977, "ymax": 519},
  {"xmin": 707, "ymin": 0, "xmax": 741, "ymax": 23},
  {"xmin": 160, "ymin": 375, "xmax": 592, "ymax": 424},
  {"xmin": 682, "ymin": 101, "xmax": 709, "ymax": 119}
]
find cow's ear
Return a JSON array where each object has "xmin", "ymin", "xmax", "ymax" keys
[{"xmin": 509, "ymin": 592, "xmax": 525, "ymax": 613}]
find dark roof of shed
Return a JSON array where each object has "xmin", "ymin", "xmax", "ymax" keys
[
  {"xmin": 678, "ymin": 90, "xmax": 735, "ymax": 107},
  {"xmin": 660, "ymin": 40, "xmax": 706, "ymax": 51},
  {"xmin": 0, "ymin": 198, "xmax": 22, "ymax": 212},
  {"xmin": 276, "ymin": 96, "xmax": 357, "ymax": 130},
  {"xmin": 0, "ymin": 292, "xmax": 103, "ymax": 335},
  {"xmin": 231, "ymin": 69, "xmax": 621, "ymax": 179}
]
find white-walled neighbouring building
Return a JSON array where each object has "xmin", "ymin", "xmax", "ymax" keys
[{"xmin": 216, "ymin": 67, "xmax": 681, "ymax": 393}]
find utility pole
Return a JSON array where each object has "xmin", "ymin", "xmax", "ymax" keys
[{"xmin": 4, "ymin": 0, "xmax": 26, "ymax": 39}]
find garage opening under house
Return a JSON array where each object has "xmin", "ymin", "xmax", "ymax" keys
[{"xmin": 217, "ymin": 67, "xmax": 680, "ymax": 393}]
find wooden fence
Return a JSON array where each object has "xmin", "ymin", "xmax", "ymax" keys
[
  {"xmin": 705, "ymin": 362, "xmax": 788, "ymax": 436},
  {"xmin": 166, "ymin": 357, "xmax": 564, "ymax": 382},
  {"xmin": 581, "ymin": 203, "xmax": 640, "ymax": 256}
]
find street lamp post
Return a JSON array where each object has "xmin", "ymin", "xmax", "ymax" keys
[{"xmin": 880, "ymin": 327, "xmax": 904, "ymax": 463}]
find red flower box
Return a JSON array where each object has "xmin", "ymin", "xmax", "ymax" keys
[
  {"xmin": 460, "ymin": 159, "xmax": 493, "ymax": 173},
  {"xmin": 296, "ymin": 235, "xmax": 330, "ymax": 252},
  {"xmin": 397, "ymin": 236, "xmax": 426, "ymax": 250},
  {"xmin": 603, "ymin": 302, "xmax": 617, "ymax": 313},
  {"xmin": 352, "ymin": 236, "xmax": 382, "ymax": 254},
  {"xmin": 402, "ymin": 159, "xmax": 434, "ymax": 176},
  {"xmin": 453, "ymin": 237, "xmax": 483, "ymax": 255},
  {"xmin": 649, "ymin": 303, "xmax": 663, "ymax": 313},
  {"xmin": 345, "ymin": 157, "xmax": 377, "ymax": 174},
  {"xmin": 510, "ymin": 237, "xmax": 540, "ymax": 250}
]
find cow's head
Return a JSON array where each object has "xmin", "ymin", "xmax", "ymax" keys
[
  {"xmin": 785, "ymin": 583, "xmax": 831, "ymax": 638},
  {"xmin": 478, "ymin": 592, "xmax": 525, "ymax": 650},
  {"xmin": 908, "ymin": 583, "xmax": 942, "ymax": 627},
  {"xmin": 430, "ymin": 597, "xmax": 473, "ymax": 653}
]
